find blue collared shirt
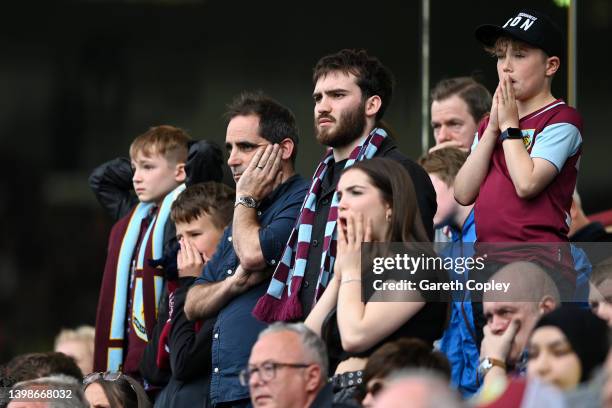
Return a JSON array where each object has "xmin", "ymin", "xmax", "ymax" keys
[{"xmin": 194, "ymin": 174, "xmax": 308, "ymax": 404}]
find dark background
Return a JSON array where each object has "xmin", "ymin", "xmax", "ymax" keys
[{"xmin": 1, "ymin": 0, "xmax": 610, "ymax": 362}]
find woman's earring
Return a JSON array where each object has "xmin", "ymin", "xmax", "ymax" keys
[{"xmin": 386, "ymin": 213, "xmax": 391, "ymax": 223}]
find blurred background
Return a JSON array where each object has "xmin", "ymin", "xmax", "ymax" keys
[{"xmin": 1, "ymin": 0, "xmax": 610, "ymax": 362}]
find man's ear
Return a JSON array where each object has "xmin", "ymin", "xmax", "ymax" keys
[
  {"xmin": 304, "ymin": 364, "xmax": 323, "ymax": 393},
  {"xmin": 279, "ymin": 138, "xmax": 295, "ymax": 161},
  {"xmin": 545, "ymin": 56, "xmax": 560, "ymax": 77},
  {"xmin": 364, "ymin": 95, "xmax": 382, "ymax": 119},
  {"xmin": 175, "ymin": 163, "xmax": 186, "ymax": 183},
  {"xmin": 538, "ymin": 295, "xmax": 557, "ymax": 315}
]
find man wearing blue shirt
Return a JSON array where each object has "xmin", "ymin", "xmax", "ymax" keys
[{"xmin": 184, "ymin": 92, "xmax": 309, "ymax": 407}]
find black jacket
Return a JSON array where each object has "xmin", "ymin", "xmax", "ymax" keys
[{"xmin": 140, "ymin": 277, "xmax": 215, "ymax": 407}]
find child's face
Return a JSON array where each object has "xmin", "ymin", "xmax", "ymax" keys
[
  {"xmin": 175, "ymin": 213, "xmax": 224, "ymax": 261},
  {"xmin": 495, "ymin": 41, "xmax": 551, "ymax": 102},
  {"xmin": 131, "ymin": 151, "xmax": 184, "ymax": 205},
  {"xmin": 428, "ymin": 173, "xmax": 456, "ymax": 229}
]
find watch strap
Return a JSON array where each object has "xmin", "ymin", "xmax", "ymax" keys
[
  {"xmin": 478, "ymin": 356, "xmax": 507, "ymax": 378},
  {"xmin": 235, "ymin": 196, "xmax": 258, "ymax": 208},
  {"xmin": 500, "ymin": 127, "xmax": 523, "ymax": 141}
]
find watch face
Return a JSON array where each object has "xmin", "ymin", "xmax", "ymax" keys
[
  {"xmin": 508, "ymin": 128, "xmax": 522, "ymax": 138},
  {"xmin": 240, "ymin": 196, "xmax": 257, "ymax": 208},
  {"xmin": 478, "ymin": 359, "xmax": 493, "ymax": 377}
]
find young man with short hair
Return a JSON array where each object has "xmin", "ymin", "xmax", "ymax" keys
[{"xmin": 254, "ymin": 49, "xmax": 437, "ymax": 322}]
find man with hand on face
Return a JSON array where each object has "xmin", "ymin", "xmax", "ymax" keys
[
  {"xmin": 184, "ymin": 92, "xmax": 308, "ymax": 407},
  {"xmin": 254, "ymin": 48, "xmax": 437, "ymax": 323},
  {"xmin": 477, "ymin": 261, "xmax": 560, "ymax": 391}
]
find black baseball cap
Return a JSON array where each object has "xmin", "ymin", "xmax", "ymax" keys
[{"xmin": 475, "ymin": 9, "xmax": 564, "ymax": 59}]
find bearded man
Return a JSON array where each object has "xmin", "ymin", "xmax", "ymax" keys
[{"xmin": 254, "ymin": 49, "xmax": 437, "ymax": 321}]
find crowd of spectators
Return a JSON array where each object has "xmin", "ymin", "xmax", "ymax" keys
[{"xmin": 2, "ymin": 8, "xmax": 612, "ymax": 408}]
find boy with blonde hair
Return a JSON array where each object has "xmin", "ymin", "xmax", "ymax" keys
[
  {"xmin": 90, "ymin": 126, "xmax": 223, "ymax": 381},
  {"xmin": 455, "ymin": 9, "xmax": 583, "ymax": 265},
  {"xmin": 54, "ymin": 325, "xmax": 95, "ymax": 376}
]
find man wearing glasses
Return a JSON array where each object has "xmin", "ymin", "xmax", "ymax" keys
[{"xmin": 243, "ymin": 323, "xmax": 351, "ymax": 408}]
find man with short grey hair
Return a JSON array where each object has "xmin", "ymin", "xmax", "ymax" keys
[
  {"xmin": 243, "ymin": 322, "xmax": 346, "ymax": 408},
  {"xmin": 6, "ymin": 375, "xmax": 88, "ymax": 408}
]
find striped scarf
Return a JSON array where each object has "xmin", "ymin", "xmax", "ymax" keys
[
  {"xmin": 253, "ymin": 128, "xmax": 387, "ymax": 322},
  {"xmin": 94, "ymin": 184, "xmax": 185, "ymax": 372}
]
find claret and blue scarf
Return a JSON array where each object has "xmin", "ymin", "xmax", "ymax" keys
[{"xmin": 253, "ymin": 128, "xmax": 387, "ymax": 322}]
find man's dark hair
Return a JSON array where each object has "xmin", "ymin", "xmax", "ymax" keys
[
  {"xmin": 313, "ymin": 49, "xmax": 395, "ymax": 122},
  {"xmin": 363, "ymin": 338, "xmax": 451, "ymax": 386},
  {"xmin": 431, "ymin": 77, "xmax": 492, "ymax": 124},
  {"xmin": 3, "ymin": 352, "xmax": 83, "ymax": 387},
  {"xmin": 224, "ymin": 91, "xmax": 299, "ymax": 163}
]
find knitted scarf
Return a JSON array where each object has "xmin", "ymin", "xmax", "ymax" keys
[
  {"xmin": 253, "ymin": 128, "xmax": 387, "ymax": 322},
  {"xmin": 94, "ymin": 184, "xmax": 185, "ymax": 372}
]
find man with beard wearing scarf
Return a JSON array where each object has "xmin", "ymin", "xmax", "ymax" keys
[{"xmin": 254, "ymin": 48, "xmax": 437, "ymax": 324}]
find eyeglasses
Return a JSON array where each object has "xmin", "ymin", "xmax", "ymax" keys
[
  {"xmin": 239, "ymin": 361, "xmax": 312, "ymax": 386},
  {"xmin": 83, "ymin": 371, "xmax": 124, "ymax": 386}
]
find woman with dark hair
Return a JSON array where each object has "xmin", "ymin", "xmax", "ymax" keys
[
  {"xmin": 305, "ymin": 158, "xmax": 447, "ymax": 405},
  {"xmin": 83, "ymin": 372, "xmax": 152, "ymax": 408}
]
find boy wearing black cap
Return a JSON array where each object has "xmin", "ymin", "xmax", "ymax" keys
[{"xmin": 455, "ymin": 10, "xmax": 583, "ymax": 251}]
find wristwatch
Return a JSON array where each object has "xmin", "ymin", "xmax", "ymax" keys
[
  {"xmin": 477, "ymin": 357, "xmax": 507, "ymax": 379},
  {"xmin": 500, "ymin": 127, "xmax": 523, "ymax": 142},
  {"xmin": 235, "ymin": 196, "xmax": 259, "ymax": 209}
]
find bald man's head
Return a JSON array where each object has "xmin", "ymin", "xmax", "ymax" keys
[
  {"xmin": 483, "ymin": 262, "xmax": 560, "ymax": 365},
  {"xmin": 484, "ymin": 261, "xmax": 560, "ymax": 304}
]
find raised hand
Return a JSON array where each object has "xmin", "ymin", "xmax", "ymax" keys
[
  {"xmin": 486, "ymin": 83, "xmax": 501, "ymax": 133},
  {"xmin": 235, "ymin": 144, "xmax": 283, "ymax": 201},
  {"xmin": 497, "ymin": 76, "xmax": 520, "ymax": 132},
  {"xmin": 480, "ymin": 319, "xmax": 520, "ymax": 362},
  {"xmin": 334, "ymin": 213, "xmax": 372, "ymax": 280},
  {"xmin": 177, "ymin": 240, "xmax": 208, "ymax": 278}
]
